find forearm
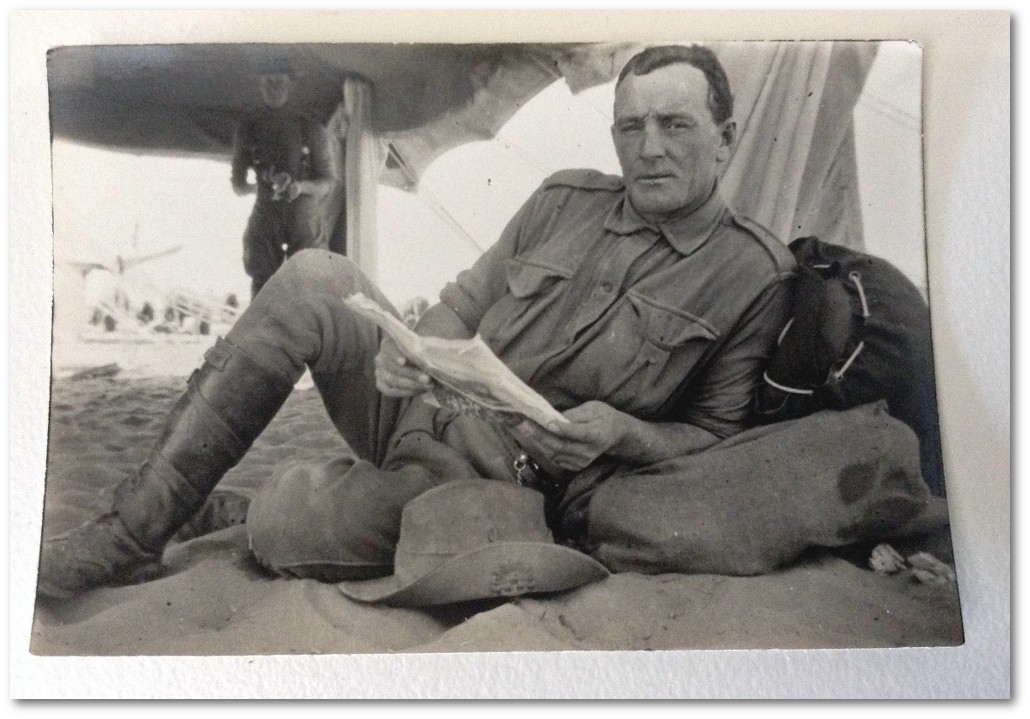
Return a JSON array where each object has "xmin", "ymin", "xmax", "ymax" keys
[
  {"xmin": 610, "ymin": 413, "xmax": 723, "ymax": 464},
  {"xmin": 230, "ymin": 129, "xmax": 252, "ymax": 192},
  {"xmin": 230, "ymin": 160, "xmax": 255, "ymax": 195},
  {"xmin": 526, "ymin": 401, "xmax": 726, "ymax": 473},
  {"xmin": 232, "ymin": 180, "xmax": 256, "ymax": 196},
  {"xmin": 293, "ymin": 177, "xmax": 335, "ymax": 199}
]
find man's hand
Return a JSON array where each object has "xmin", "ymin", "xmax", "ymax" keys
[
  {"xmin": 281, "ymin": 180, "xmax": 304, "ymax": 202},
  {"xmin": 374, "ymin": 337, "xmax": 434, "ymax": 398},
  {"xmin": 232, "ymin": 181, "xmax": 256, "ymax": 197},
  {"xmin": 510, "ymin": 400, "xmax": 630, "ymax": 473}
]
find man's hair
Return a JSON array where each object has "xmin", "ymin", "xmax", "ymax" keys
[{"xmin": 616, "ymin": 45, "xmax": 734, "ymax": 124}]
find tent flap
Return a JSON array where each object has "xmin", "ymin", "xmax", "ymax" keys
[{"xmin": 47, "ymin": 42, "xmax": 636, "ymax": 179}]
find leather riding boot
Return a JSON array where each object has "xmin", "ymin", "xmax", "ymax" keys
[{"xmin": 37, "ymin": 338, "xmax": 296, "ymax": 598}]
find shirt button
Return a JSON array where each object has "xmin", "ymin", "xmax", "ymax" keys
[{"xmin": 600, "ymin": 281, "xmax": 613, "ymax": 293}]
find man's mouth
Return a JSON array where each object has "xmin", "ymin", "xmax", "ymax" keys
[{"xmin": 636, "ymin": 173, "xmax": 674, "ymax": 184}]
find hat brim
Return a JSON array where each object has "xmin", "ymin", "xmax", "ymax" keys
[{"xmin": 336, "ymin": 542, "xmax": 609, "ymax": 607}]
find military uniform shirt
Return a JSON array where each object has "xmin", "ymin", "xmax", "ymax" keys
[{"xmin": 439, "ymin": 169, "xmax": 796, "ymax": 438}]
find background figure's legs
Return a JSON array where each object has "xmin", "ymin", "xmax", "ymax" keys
[{"xmin": 242, "ymin": 203, "xmax": 287, "ymax": 298}]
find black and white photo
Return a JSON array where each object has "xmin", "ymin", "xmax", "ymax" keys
[{"xmin": 9, "ymin": 8, "xmax": 1010, "ymax": 700}]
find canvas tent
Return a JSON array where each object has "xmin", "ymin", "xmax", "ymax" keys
[{"xmin": 47, "ymin": 42, "xmax": 878, "ymax": 282}]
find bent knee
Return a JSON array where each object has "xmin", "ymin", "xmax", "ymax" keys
[
  {"xmin": 267, "ymin": 250, "xmax": 369, "ymax": 300},
  {"xmin": 280, "ymin": 249, "xmax": 358, "ymax": 282}
]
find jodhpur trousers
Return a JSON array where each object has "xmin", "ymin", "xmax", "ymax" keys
[{"xmin": 225, "ymin": 249, "xmax": 524, "ymax": 581}]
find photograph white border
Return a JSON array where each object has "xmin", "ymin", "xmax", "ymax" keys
[{"xmin": 8, "ymin": 8, "xmax": 1010, "ymax": 699}]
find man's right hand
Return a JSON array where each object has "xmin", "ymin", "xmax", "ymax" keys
[
  {"xmin": 232, "ymin": 182, "xmax": 255, "ymax": 197},
  {"xmin": 374, "ymin": 337, "xmax": 434, "ymax": 398}
]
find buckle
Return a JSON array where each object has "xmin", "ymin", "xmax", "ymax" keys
[
  {"xmin": 513, "ymin": 452, "xmax": 541, "ymax": 488},
  {"xmin": 202, "ymin": 337, "xmax": 232, "ymax": 370}
]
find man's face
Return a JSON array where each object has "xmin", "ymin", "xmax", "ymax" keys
[
  {"xmin": 612, "ymin": 63, "xmax": 735, "ymax": 223},
  {"xmin": 258, "ymin": 73, "xmax": 293, "ymax": 109}
]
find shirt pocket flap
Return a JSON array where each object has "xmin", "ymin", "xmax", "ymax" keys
[
  {"xmin": 504, "ymin": 259, "xmax": 571, "ymax": 299},
  {"xmin": 628, "ymin": 292, "xmax": 719, "ymax": 349}
]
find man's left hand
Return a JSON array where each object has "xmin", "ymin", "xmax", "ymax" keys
[{"xmin": 511, "ymin": 401, "xmax": 629, "ymax": 473}]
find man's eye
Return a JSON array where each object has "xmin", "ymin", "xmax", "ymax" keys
[
  {"xmin": 663, "ymin": 118, "xmax": 693, "ymax": 131},
  {"xmin": 617, "ymin": 123, "xmax": 642, "ymax": 134}
]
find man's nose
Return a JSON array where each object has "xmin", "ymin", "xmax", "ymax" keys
[{"xmin": 639, "ymin": 124, "xmax": 666, "ymax": 158}]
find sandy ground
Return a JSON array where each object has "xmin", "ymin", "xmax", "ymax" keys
[{"xmin": 30, "ymin": 341, "xmax": 964, "ymax": 655}]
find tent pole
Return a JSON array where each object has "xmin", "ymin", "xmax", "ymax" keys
[
  {"xmin": 323, "ymin": 77, "xmax": 384, "ymax": 282},
  {"xmin": 325, "ymin": 103, "xmax": 349, "ymax": 257},
  {"xmin": 342, "ymin": 77, "xmax": 383, "ymax": 282}
]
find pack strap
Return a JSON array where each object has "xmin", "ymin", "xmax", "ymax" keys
[
  {"xmin": 763, "ymin": 270, "xmax": 871, "ymax": 395},
  {"xmin": 831, "ymin": 272, "xmax": 870, "ymax": 381}
]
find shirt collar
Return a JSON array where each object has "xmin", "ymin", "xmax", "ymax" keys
[{"xmin": 604, "ymin": 182, "xmax": 729, "ymax": 256}]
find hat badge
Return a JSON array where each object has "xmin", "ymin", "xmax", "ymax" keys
[{"xmin": 489, "ymin": 560, "xmax": 537, "ymax": 597}]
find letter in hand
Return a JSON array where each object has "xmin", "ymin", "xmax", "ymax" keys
[
  {"xmin": 374, "ymin": 336, "xmax": 434, "ymax": 398},
  {"xmin": 510, "ymin": 400, "xmax": 628, "ymax": 473}
]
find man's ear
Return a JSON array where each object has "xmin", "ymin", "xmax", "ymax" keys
[{"xmin": 717, "ymin": 119, "xmax": 736, "ymax": 162}]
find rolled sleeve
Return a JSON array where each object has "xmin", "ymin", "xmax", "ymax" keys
[
  {"xmin": 439, "ymin": 280, "xmax": 489, "ymax": 335},
  {"xmin": 676, "ymin": 276, "xmax": 794, "ymax": 437},
  {"xmin": 438, "ymin": 189, "xmax": 543, "ymax": 332}
]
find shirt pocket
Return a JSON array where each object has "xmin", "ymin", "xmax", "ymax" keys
[
  {"xmin": 632, "ymin": 292, "xmax": 718, "ymax": 350},
  {"xmin": 608, "ymin": 292, "xmax": 719, "ymax": 412},
  {"xmin": 503, "ymin": 257, "xmax": 572, "ymax": 298},
  {"xmin": 482, "ymin": 258, "xmax": 572, "ymax": 356}
]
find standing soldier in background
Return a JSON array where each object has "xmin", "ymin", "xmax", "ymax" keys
[{"xmin": 231, "ymin": 59, "xmax": 338, "ymax": 298}]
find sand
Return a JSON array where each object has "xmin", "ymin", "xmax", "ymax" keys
[{"xmin": 30, "ymin": 344, "xmax": 963, "ymax": 656}]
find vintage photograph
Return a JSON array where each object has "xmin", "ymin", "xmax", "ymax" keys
[{"xmin": 29, "ymin": 36, "xmax": 966, "ymax": 658}]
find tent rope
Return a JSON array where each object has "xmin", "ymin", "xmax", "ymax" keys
[{"xmin": 387, "ymin": 144, "xmax": 487, "ymax": 256}]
